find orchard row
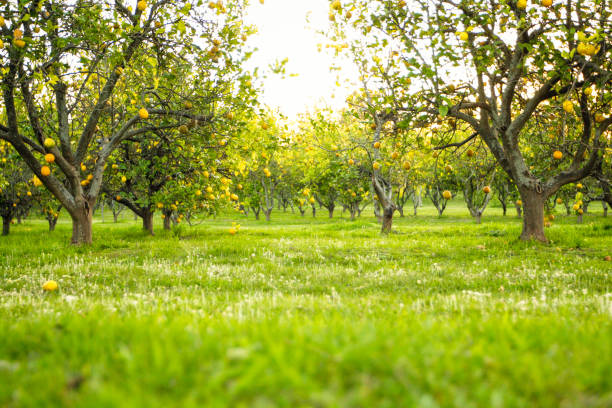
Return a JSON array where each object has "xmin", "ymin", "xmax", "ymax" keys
[{"xmin": 1, "ymin": 0, "xmax": 611, "ymax": 245}]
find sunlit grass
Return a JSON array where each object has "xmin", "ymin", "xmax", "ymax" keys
[{"xmin": 1, "ymin": 202, "xmax": 611, "ymax": 407}]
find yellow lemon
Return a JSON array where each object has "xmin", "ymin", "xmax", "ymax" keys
[{"xmin": 43, "ymin": 280, "xmax": 58, "ymax": 291}]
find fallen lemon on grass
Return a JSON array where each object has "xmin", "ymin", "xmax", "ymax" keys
[{"xmin": 43, "ymin": 280, "xmax": 58, "ymax": 291}]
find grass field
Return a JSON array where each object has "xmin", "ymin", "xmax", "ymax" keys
[{"xmin": 1, "ymin": 203, "xmax": 611, "ymax": 407}]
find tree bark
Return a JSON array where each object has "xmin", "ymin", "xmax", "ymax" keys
[
  {"xmin": 381, "ymin": 206, "xmax": 393, "ymax": 234},
  {"xmin": 143, "ymin": 209, "xmax": 154, "ymax": 235},
  {"xmin": 474, "ymin": 213, "xmax": 482, "ymax": 224},
  {"xmin": 70, "ymin": 201, "xmax": 93, "ymax": 245},
  {"xmin": 264, "ymin": 209, "xmax": 272, "ymax": 222},
  {"xmin": 603, "ymin": 202, "xmax": 608, "ymax": 217},
  {"xmin": 328, "ymin": 205, "xmax": 334, "ymax": 218},
  {"xmin": 163, "ymin": 210, "xmax": 172, "ymax": 230},
  {"xmin": 518, "ymin": 187, "xmax": 546, "ymax": 242},
  {"xmin": 515, "ymin": 204, "xmax": 522, "ymax": 217},
  {"xmin": 312, "ymin": 205, "xmax": 316, "ymax": 217},
  {"xmin": 48, "ymin": 218, "xmax": 57, "ymax": 232},
  {"xmin": 2, "ymin": 216, "xmax": 10, "ymax": 236},
  {"xmin": 577, "ymin": 214, "xmax": 583, "ymax": 224},
  {"xmin": 397, "ymin": 206, "xmax": 404, "ymax": 217}
]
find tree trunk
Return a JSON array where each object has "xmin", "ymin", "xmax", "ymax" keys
[
  {"xmin": 16, "ymin": 216, "xmax": 21, "ymax": 224},
  {"xmin": 474, "ymin": 213, "xmax": 482, "ymax": 224},
  {"xmin": 328, "ymin": 205, "xmax": 334, "ymax": 218},
  {"xmin": 48, "ymin": 218, "xmax": 57, "ymax": 232},
  {"xmin": 2, "ymin": 216, "xmax": 10, "ymax": 236},
  {"xmin": 350, "ymin": 203, "xmax": 358, "ymax": 221},
  {"xmin": 113, "ymin": 212, "xmax": 119, "ymax": 223},
  {"xmin": 143, "ymin": 210, "xmax": 154, "ymax": 235},
  {"xmin": 515, "ymin": 204, "xmax": 522, "ymax": 217},
  {"xmin": 265, "ymin": 209, "xmax": 272, "ymax": 222},
  {"xmin": 583, "ymin": 202, "xmax": 589, "ymax": 214},
  {"xmin": 603, "ymin": 202, "xmax": 608, "ymax": 217},
  {"xmin": 381, "ymin": 206, "xmax": 393, "ymax": 234},
  {"xmin": 163, "ymin": 210, "xmax": 172, "ymax": 230},
  {"xmin": 312, "ymin": 205, "xmax": 316, "ymax": 217},
  {"xmin": 518, "ymin": 187, "xmax": 546, "ymax": 242},
  {"xmin": 577, "ymin": 214, "xmax": 583, "ymax": 224},
  {"xmin": 398, "ymin": 206, "xmax": 404, "ymax": 217},
  {"xmin": 71, "ymin": 201, "xmax": 93, "ymax": 245},
  {"xmin": 501, "ymin": 203, "xmax": 507, "ymax": 216}
]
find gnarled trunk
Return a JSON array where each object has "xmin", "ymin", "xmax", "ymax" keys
[
  {"xmin": 143, "ymin": 209, "xmax": 154, "ymax": 235},
  {"xmin": 381, "ymin": 206, "xmax": 394, "ymax": 234},
  {"xmin": 350, "ymin": 203, "xmax": 357, "ymax": 221},
  {"xmin": 48, "ymin": 218, "xmax": 58, "ymax": 232},
  {"xmin": 2, "ymin": 216, "xmax": 10, "ymax": 236},
  {"xmin": 163, "ymin": 210, "xmax": 172, "ymax": 230},
  {"xmin": 518, "ymin": 187, "xmax": 546, "ymax": 242},
  {"xmin": 71, "ymin": 201, "xmax": 93, "ymax": 245}
]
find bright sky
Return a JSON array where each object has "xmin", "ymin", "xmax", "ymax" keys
[{"xmin": 244, "ymin": 0, "xmax": 356, "ymax": 120}]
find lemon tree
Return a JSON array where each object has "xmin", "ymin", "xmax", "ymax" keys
[
  {"xmin": 0, "ymin": 0, "xmax": 252, "ymax": 244},
  {"xmin": 0, "ymin": 141, "xmax": 34, "ymax": 235},
  {"xmin": 328, "ymin": 0, "xmax": 612, "ymax": 242}
]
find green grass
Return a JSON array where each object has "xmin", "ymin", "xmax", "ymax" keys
[{"xmin": 1, "ymin": 202, "xmax": 611, "ymax": 407}]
